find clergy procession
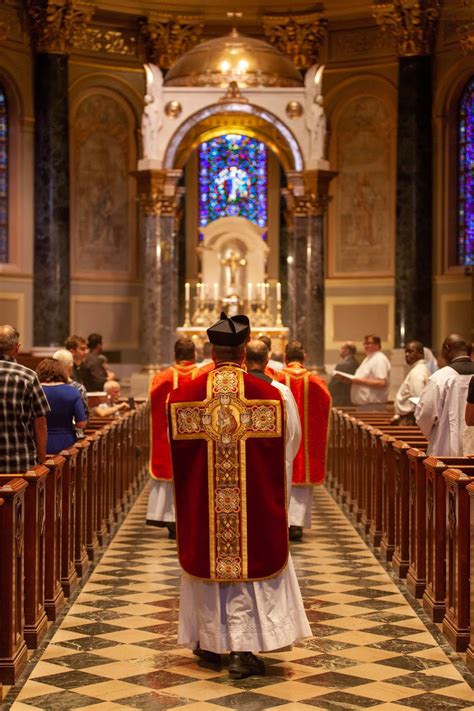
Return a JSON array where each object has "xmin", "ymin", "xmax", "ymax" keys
[{"xmin": 4, "ymin": 318, "xmax": 474, "ymax": 706}]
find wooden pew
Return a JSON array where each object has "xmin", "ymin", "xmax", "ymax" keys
[
  {"xmin": 59, "ymin": 446, "xmax": 79, "ymax": 597},
  {"xmin": 73, "ymin": 438, "xmax": 90, "ymax": 578},
  {"xmin": 442, "ymin": 468, "xmax": 474, "ymax": 651},
  {"xmin": 423, "ymin": 457, "xmax": 474, "ymax": 623},
  {"xmin": 43, "ymin": 455, "xmax": 66, "ymax": 620},
  {"xmin": 0, "ymin": 478, "xmax": 28, "ymax": 684},
  {"xmin": 0, "ymin": 467, "xmax": 48, "ymax": 649},
  {"xmin": 465, "ymin": 480, "xmax": 474, "ymax": 673},
  {"xmin": 406, "ymin": 447, "xmax": 429, "ymax": 597}
]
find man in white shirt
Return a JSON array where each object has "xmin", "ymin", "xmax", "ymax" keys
[
  {"xmin": 392, "ymin": 341, "xmax": 430, "ymax": 425},
  {"xmin": 337, "ymin": 334, "xmax": 390, "ymax": 407},
  {"xmin": 416, "ymin": 334, "xmax": 474, "ymax": 456}
]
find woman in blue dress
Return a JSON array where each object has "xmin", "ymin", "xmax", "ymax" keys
[{"xmin": 36, "ymin": 358, "xmax": 88, "ymax": 453}]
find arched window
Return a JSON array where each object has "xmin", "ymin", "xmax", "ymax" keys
[
  {"xmin": 198, "ymin": 134, "xmax": 267, "ymax": 231},
  {"xmin": 458, "ymin": 76, "xmax": 474, "ymax": 266}
]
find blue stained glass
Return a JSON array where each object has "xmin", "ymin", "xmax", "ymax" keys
[
  {"xmin": 458, "ymin": 77, "xmax": 474, "ymax": 265},
  {"xmin": 0, "ymin": 84, "xmax": 7, "ymax": 263},
  {"xmin": 198, "ymin": 133, "xmax": 267, "ymax": 228}
]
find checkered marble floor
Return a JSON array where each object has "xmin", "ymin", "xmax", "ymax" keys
[{"xmin": 6, "ymin": 484, "xmax": 474, "ymax": 711}]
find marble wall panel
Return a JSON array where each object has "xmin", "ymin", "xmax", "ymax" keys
[
  {"xmin": 325, "ymin": 295, "xmax": 394, "ymax": 350},
  {"xmin": 0, "ymin": 292, "xmax": 24, "ymax": 337},
  {"xmin": 71, "ymin": 295, "xmax": 139, "ymax": 350},
  {"xmin": 330, "ymin": 94, "xmax": 395, "ymax": 277},
  {"xmin": 71, "ymin": 92, "xmax": 136, "ymax": 279}
]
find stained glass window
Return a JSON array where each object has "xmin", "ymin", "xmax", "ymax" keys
[
  {"xmin": 0, "ymin": 86, "xmax": 7, "ymax": 263},
  {"xmin": 458, "ymin": 77, "xmax": 474, "ymax": 265},
  {"xmin": 199, "ymin": 134, "xmax": 267, "ymax": 231}
]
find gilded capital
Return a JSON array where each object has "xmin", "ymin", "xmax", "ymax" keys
[
  {"xmin": 135, "ymin": 169, "xmax": 183, "ymax": 217},
  {"xmin": 263, "ymin": 12, "xmax": 328, "ymax": 70},
  {"xmin": 27, "ymin": 0, "xmax": 95, "ymax": 54},
  {"xmin": 372, "ymin": 0, "xmax": 440, "ymax": 56},
  {"xmin": 286, "ymin": 170, "xmax": 335, "ymax": 216},
  {"xmin": 140, "ymin": 13, "xmax": 203, "ymax": 69},
  {"xmin": 454, "ymin": 1, "xmax": 474, "ymax": 54}
]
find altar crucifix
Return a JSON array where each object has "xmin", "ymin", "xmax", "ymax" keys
[{"xmin": 220, "ymin": 249, "xmax": 247, "ymax": 295}]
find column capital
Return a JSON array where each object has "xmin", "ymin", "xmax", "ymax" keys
[
  {"xmin": 135, "ymin": 169, "xmax": 183, "ymax": 217},
  {"xmin": 262, "ymin": 11, "xmax": 328, "ymax": 70},
  {"xmin": 139, "ymin": 13, "xmax": 203, "ymax": 69},
  {"xmin": 286, "ymin": 169, "xmax": 336, "ymax": 216},
  {"xmin": 372, "ymin": 0, "xmax": 440, "ymax": 56},
  {"xmin": 26, "ymin": 0, "xmax": 95, "ymax": 54}
]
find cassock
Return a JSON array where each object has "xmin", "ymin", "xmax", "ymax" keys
[
  {"xmin": 147, "ymin": 361, "xmax": 198, "ymax": 524},
  {"xmin": 415, "ymin": 357, "xmax": 474, "ymax": 456},
  {"xmin": 169, "ymin": 364, "xmax": 311, "ymax": 654},
  {"xmin": 277, "ymin": 362, "xmax": 331, "ymax": 528}
]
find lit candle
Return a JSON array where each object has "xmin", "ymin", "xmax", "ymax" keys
[
  {"xmin": 261, "ymin": 282, "xmax": 266, "ymax": 302},
  {"xmin": 213, "ymin": 282, "xmax": 219, "ymax": 302},
  {"xmin": 185, "ymin": 282, "xmax": 190, "ymax": 305},
  {"xmin": 247, "ymin": 282, "xmax": 252, "ymax": 302},
  {"xmin": 276, "ymin": 282, "xmax": 281, "ymax": 305}
]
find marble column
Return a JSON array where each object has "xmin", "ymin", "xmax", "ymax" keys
[
  {"xmin": 286, "ymin": 170, "xmax": 335, "ymax": 369},
  {"xmin": 33, "ymin": 53, "xmax": 70, "ymax": 347},
  {"xmin": 137, "ymin": 170, "xmax": 182, "ymax": 366},
  {"xmin": 395, "ymin": 55, "xmax": 433, "ymax": 347}
]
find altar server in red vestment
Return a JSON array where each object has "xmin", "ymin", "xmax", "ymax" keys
[
  {"xmin": 277, "ymin": 340, "xmax": 331, "ymax": 541},
  {"xmin": 146, "ymin": 338, "xmax": 198, "ymax": 539},
  {"xmin": 168, "ymin": 313, "xmax": 311, "ymax": 680}
]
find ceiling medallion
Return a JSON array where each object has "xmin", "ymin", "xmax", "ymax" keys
[
  {"xmin": 165, "ymin": 101, "xmax": 183, "ymax": 119},
  {"xmin": 286, "ymin": 101, "xmax": 303, "ymax": 119}
]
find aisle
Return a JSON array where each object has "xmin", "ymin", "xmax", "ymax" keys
[{"xmin": 7, "ymin": 485, "xmax": 474, "ymax": 710}]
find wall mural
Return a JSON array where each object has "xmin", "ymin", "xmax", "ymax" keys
[
  {"xmin": 72, "ymin": 93, "xmax": 134, "ymax": 276},
  {"xmin": 334, "ymin": 95, "xmax": 394, "ymax": 275}
]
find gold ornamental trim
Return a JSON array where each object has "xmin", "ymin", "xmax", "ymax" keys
[
  {"xmin": 263, "ymin": 11, "xmax": 328, "ymax": 70},
  {"xmin": 135, "ymin": 169, "xmax": 182, "ymax": 218},
  {"xmin": 372, "ymin": 0, "xmax": 441, "ymax": 56},
  {"xmin": 27, "ymin": 0, "xmax": 95, "ymax": 54},
  {"xmin": 140, "ymin": 12, "xmax": 203, "ymax": 68}
]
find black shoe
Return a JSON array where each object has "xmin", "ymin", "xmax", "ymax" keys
[
  {"xmin": 289, "ymin": 525, "xmax": 303, "ymax": 542},
  {"xmin": 228, "ymin": 651, "xmax": 265, "ymax": 679},
  {"xmin": 146, "ymin": 519, "xmax": 166, "ymax": 528},
  {"xmin": 193, "ymin": 644, "xmax": 221, "ymax": 665},
  {"xmin": 167, "ymin": 522, "xmax": 176, "ymax": 540}
]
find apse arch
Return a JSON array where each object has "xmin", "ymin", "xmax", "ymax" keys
[{"xmin": 163, "ymin": 101, "xmax": 304, "ymax": 172}]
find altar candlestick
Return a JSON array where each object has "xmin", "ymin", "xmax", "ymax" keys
[
  {"xmin": 247, "ymin": 282, "xmax": 252, "ymax": 302},
  {"xmin": 261, "ymin": 282, "xmax": 266, "ymax": 302}
]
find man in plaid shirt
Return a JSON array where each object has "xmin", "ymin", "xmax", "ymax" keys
[{"xmin": 0, "ymin": 325, "xmax": 50, "ymax": 473}]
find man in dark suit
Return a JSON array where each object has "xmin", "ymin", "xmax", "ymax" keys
[{"xmin": 328, "ymin": 342, "xmax": 358, "ymax": 406}]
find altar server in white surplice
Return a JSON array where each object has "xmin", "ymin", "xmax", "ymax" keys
[
  {"xmin": 170, "ymin": 316, "xmax": 311, "ymax": 681},
  {"xmin": 415, "ymin": 334, "xmax": 474, "ymax": 456}
]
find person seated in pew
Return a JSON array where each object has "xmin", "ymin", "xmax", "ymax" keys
[
  {"xmin": 416, "ymin": 333, "xmax": 474, "ymax": 456},
  {"xmin": 0, "ymin": 324, "xmax": 50, "ymax": 471},
  {"xmin": 36, "ymin": 358, "xmax": 87, "ymax": 454},
  {"xmin": 391, "ymin": 341, "xmax": 430, "ymax": 426},
  {"xmin": 93, "ymin": 380, "xmax": 130, "ymax": 418}
]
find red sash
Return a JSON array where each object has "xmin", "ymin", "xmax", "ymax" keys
[
  {"xmin": 168, "ymin": 365, "xmax": 288, "ymax": 582},
  {"xmin": 149, "ymin": 362, "xmax": 198, "ymax": 481},
  {"xmin": 277, "ymin": 363, "xmax": 331, "ymax": 485}
]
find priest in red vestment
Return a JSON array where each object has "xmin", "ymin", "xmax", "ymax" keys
[
  {"xmin": 277, "ymin": 339, "xmax": 331, "ymax": 541},
  {"xmin": 146, "ymin": 337, "xmax": 198, "ymax": 539},
  {"xmin": 168, "ymin": 313, "xmax": 311, "ymax": 680}
]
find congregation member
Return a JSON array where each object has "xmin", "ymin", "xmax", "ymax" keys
[
  {"xmin": 328, "ymin": 341, "xmax": 358, "ymax": 406},
  {"xmin": 64, "ymin": 334, "xmax": 88, "ymax": 384},
  {"xmin": 416, "ymin": 333, "xmax": 474, "ymax": 456},
  {"xmin": 94, "ymin": 380, "xmax": 130, "ymax": 418},
  {"xmin": 80, "ymin": 333, "xmax": 109, "ymax": 392},
  {"xmin": 392, "ymin": 341, "xmax": 430, "ymax": 425},
  {"xmin": 168, "ymin": 313, "xmax": 311, "ymax": 679},
  {"xmin": 36, "ymin": 358, "xmax": 87, "ymax": 454},
  {"xmin": 0, "ymin": 325, "xmax": 49, "ymax": 471},
  {"xmin": 199, "ymin": 341, "xmax": 213, "ymax": 366},
  {"xmin": 147, "ymin": 337, "xmax": 198, "ymax": 539},
  {"xmin": 424, "ymin": 346, "xmax": 439, "ymax": 374},
  {"xmin": 53, "ymin": 348, "xmax": 89, "ymax": 417},
  {"xmin": 257, "ymin": 335, "xmax": 284, "ymax": 373},
  {"xmin": 337, "ymin": 334, "xmax": 391, "ymax": 407},
  {"xmin": 277, "ymin": 340, "xmax": 331, "ymax": 542}
]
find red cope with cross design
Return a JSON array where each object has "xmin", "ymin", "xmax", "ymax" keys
[{"xmin": 168, "ymin": 365, "xmax": 289, "ymax": 582}]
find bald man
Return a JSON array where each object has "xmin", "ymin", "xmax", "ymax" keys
[{"xmin": 416, "ymin": 334, "xmax": 474, "ymax": 456}]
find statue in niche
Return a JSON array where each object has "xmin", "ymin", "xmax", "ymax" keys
[
  {"xmin": 141, "ymin": 63, "xmax": 164, "ymax": 160},
  {"xmin": 220, "ymin": 247, "xmax": 247, "ymax": 296},
  {"xmin": 305, "ymin": 64, "xmax": 327, "ymax": 162}
]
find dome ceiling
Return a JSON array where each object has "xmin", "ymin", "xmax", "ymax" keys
[{"xmin": 164, "ymin": 29, "xmax": 303, "ymax": 88}]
